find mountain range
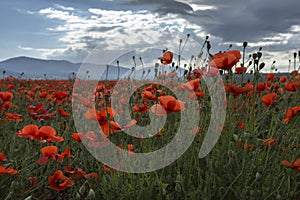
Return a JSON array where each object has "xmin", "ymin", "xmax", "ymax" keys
[
  {"xmin": 0, "ymin": 56, "xmax": 130, "ymax": 80},
  {"xmin": 0, "ymin": 56, "xmax": 290, "ymax": 80}
]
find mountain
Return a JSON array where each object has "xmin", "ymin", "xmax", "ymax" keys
[{"xmin": 0, "ymin": 56, "xmax": 130, "ymax": 80}]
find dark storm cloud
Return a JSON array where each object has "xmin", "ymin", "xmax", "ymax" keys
[
  {"xmin": 124, "ymin": 0, "xmax": 209, "ymax": 17},
  {"xmin": 192, "ymin": 0, "xmax": 300, "ymax": 44},
  {"xmin": 125, "ymin": 0, "xmax": 300, "ymax": 48}
]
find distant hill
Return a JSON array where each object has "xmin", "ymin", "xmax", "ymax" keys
[
  {"xmin": 0, "ymin": 56, "xmax": 130, "ymax": 80},
  {"xmin": 0, "ymin": 56, "xmax": 292, "ymax": 80}
]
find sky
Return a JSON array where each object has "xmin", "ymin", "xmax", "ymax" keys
[{"xmin": 1, "ymin": 0, "xmax": 300, "ymax": 72}]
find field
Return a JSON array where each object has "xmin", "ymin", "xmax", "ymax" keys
[{"xmin": 1, "ymin": 48, "xmax": 300, "ymax": 199}]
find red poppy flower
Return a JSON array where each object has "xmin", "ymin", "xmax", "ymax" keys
[
  {"xmin": 72, "ymin": 132, "xmax": 86, "ymax": 142},
  {"xmin": 4, "ymin": 112, "xmax": 22, "ymax": 122},
  {"xmin": 279, "ymin": 76, "xmax": 287, "ymax": 83},
  {"xmin": 235, "ymin": 66, "xmax": 247, "ymax": 74},
  {"xmin": 180, "ymin": 78, "xmax": 201, "ymax": 92},
  {"xmin": 0, "ymin": 165, "xmax": 18, "ymax": 176},
  {"xmin": 256, "ymin": 83, "xmax": 266, "ymax": 91},
  {"xmin": 0, "ymin": 153, "xmax": 7, "ymax": 162},
  {"xmin": 226, "ymin": 83, "xmax": 253, "ymax": 96},
  {"xmin": 57, "ymin": 147, "xmax": 73, "ymax": 161},
  {"xmin": 282, "ymin": 105, "xmax": 300, "ymax": 124},
  {"xmin": 158, "ymin": 51, "xmax": 173, "ymax": 65},
  {"xmin": 261, "ymin": 93, "xmax": 278, "ymax": 106},
  {"xmin": 141, "ymin": 90, "xmax": 157, "ymax": 101},
  {"xmin": 48, "ymin": 170, "xmax": 74, "ymax": 191},
  {"xmin": 17, "ymin": 124, "xmax": 39, "ymax": 140},
  {"xmin": 284, "ymin": 82, "xmax": 297, "ymax": 92},
  {"xmin": 265, "ymin": 73, "xmax": 276, "ymax": 82},
  {"xmin": 0, "ymin": 92, "xmax": 13, "ymax": 101},
  {"xmin": 209, "ymin": 50, "xmax": 241, "ymax": 70},
  {"xmin": 157, "ymin": 95, "xmax": 185, "ymax": 113},
  {"xmin": 133, "ymin": 103, "xmax": 149, "ymax": 113},
  {"xmin": 281, "ymin": 158, "xmax": 300, "ymax": 172},
  {"xmin": 262, "ymin": 138, "xmax": 277, "ymax": 146},
  {"xmin": 57, "ymin": 107, "xmax": 71, "ymax": 117},
  {"xmin": 37, "ymin": 146, "xmax": 58, "ymax": 165}
]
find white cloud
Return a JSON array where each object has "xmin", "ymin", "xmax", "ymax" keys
[{"xmin": 22, "ymin": 6, "xmax": 207, "ymax": 64}]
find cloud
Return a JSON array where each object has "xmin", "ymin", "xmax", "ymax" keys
[
  {"xmin": 18, "ymin": 1, "xmax": 300, "ymax": 70},
  {"xmin": 21, "ymin": 5, "xmax": 207, "ymax": 64}
]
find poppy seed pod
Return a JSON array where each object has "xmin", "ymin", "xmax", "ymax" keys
[
  {"xmin": 257, "ymin": 52, "xmax": 262, "ymax": 59},
  {"xmin": 243, "ymin": 42, "xmax": 248, "ymax": 48},
  {"xmin": 259, "ymin": 62, "xmax": 265, "ymax": 70},
  {"xmin": 252, "ymin": 53, "xmax": 258, "ymax": 60},
  {"xmin": 206, "ymin": 41, "xmax": 211, "ymax": 51}
]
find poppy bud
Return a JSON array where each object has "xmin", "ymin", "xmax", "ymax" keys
[
  {"xmin": 206, "ymin": 35, "xmax": 209, "ymax": 40},
  {"xmin": 252, "ymin": 53, "xmax": 258, "ymax": 60},
  {"xmin": 257, "ymin": 52, "xmax": 262, "ymax": 59},
  {"xmin": 183, "ymin": 70, "xmax": 188, "ymax": 76},
  {"xmin": 243, "ymin": 41, "xmax": 248, "ymax": 48},
  {"xmin": 298, "ymin": 51, "xmax": 300, "ymax": 57},
  {"xmin": 3, "ymin": 70, "xmax": 5, "ymax": 74},
  {"xmin": 258, "ymin": 47, "xmax": 262, "ymax": 51},
  {"xmin": 206, "ymin": 41, "xmax": 211, "ymax": 51},
  {"xmin": 259, "ymin": 62, "xmax": 265, "ymax": 70},
  {"xmin": 248, "ymin": 61, "xmax": 252, "ymax": 66},
  {"xmin": 294, "ymin": 52, "xmax": 297, "ymax": 58},
  {"xmin": 187, "ymin": 33, "xmax": 190, "ymax": 38}
]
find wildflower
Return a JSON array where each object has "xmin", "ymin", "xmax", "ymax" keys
[
  {"xmin": 0, "ymin": 153, "xmax": 7, "ymax": 162},
  {"xmin": 4, "ymin": 112, "xmax": 22, "ymax": 122},
  {"xmin": 158, "ymin": 51, "xmax": 173, "ymax": 65},
  {"xmin": 57, "ymin": 107, "xmax": 71, "ymax": 117},
  {"xmin": 209, "ymin": 50, "xmax": 241, "ymax": 70},
  {"xmin": 158, "ymin": 95, "xmax": 185, "ymax": 113},
  {"xmin": 57, "ymin": 147, "xmax": 73, "ymax": 161},
  {"xmin": 235, "ymin": 66, "xmax": 247, "ymax": 74},
  {"xmin": 71, "ymin": 132, "xmax": 86, "ymax": 142},
  {"xmin": 226, "ymin": 83, "xmax": 253, "ymax": 96},
  {"xmin": 262, "ymin": 138, "xmax": 277, "ymax": 146},
  {"xmin": 0, "ymin": 165, "xmax": 18, "ymax": 176},
  {"xmin": 265, "ymin": 73, "xmax": 276, "ymax": 82},
  {"xmin": 279, "ymin": 76, "xmax": 287, "ymax": 83},
  {"xmin": 282, "ymin": 105, "xmax": 300, "ymax": 124},
  {"xmin": 48, "ymin": 170, "xmax": 74, "ymax": 191},
  {"xmin": 37, "ymin": 146, "xmax": 58, "ymax": 164},
  {"xmin": 281, "ymin": 158, "xmax": 300, "ymax": 172},
  {"xmin": 180, "ymin": 78, "xmax": 201, "ymax": 92},
  {"xmin": 261, "ymin": 93, "xmax": 278, "ymax": 106},
  {"xmin": 17, "ymin": 124, "xmax": 39, "ymax": 140},
  {"xmin": 0, "ymin": 92, "xmax": 13, "ymax": 101},
  {"xmin": 284, "ymin": 82, "xmax": 297, "ymax": 92}
]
